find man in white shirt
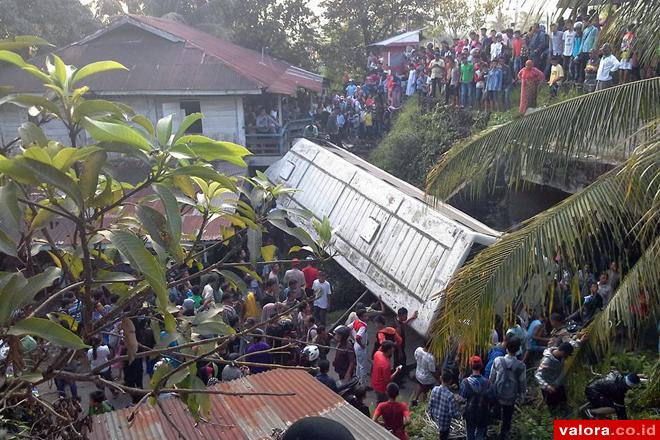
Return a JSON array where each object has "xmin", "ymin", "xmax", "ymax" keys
[
  {"xmin": 490, "ymin": 33, "xmax": 503, "ymax": 61},
  {"xmin": 411, "ymin": 346, "xmax": 437, "ymax": 406},
  {"xmin": 201, "ymin": 275, "xmax": 219, "ymax": 308},
  {"xmin": 562, "ymin": 20, "xmax": 576, "ymax": 79},
  {"xmin": 596, "ymin": 43, "xmax": 620, "ymax": 90},
  {"xmin": 312, "ymin": 271, "xmax": 332, "ymax": 326}
]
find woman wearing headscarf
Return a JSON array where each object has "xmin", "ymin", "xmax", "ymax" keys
[{"xmin": 517, "ymin": 60, "xmax": 546, "ymax": 114}]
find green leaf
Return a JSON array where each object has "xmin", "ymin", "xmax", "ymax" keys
[
  {"xmin": 23, "ymin": 146, "xmax": 52, "ymax": 164},
  {"xmin": 135, "ymin": 204, "xmax": 170, "ymax": 249},
  {"xmin": 51, "ymin": 55, "xmax": 67, "ymax": 87},
  {"xmin": 106, "ymin": 230, "xmax": 168, "ymax": 309},
  {"xmin": 5, "ymin": 94, "xmax": 60, "ymax": 116},
  {"xmin": 16, "ymin": 157, "xmax": 84, "ymax": 208},
  {"xmin": 131, "ymin": 115, "xmax": 155, "ymax": 136},
  {"xmin": 173, "ymin": 112, "xmax": 203, "ymax": 142},
  {"xmin": 269, "ymin": 218, "xmax": 319, "ymax": 253},
  {"xmin": 152, "ymin": 184, "xmax": 181, "ymax": 244},
  {"xmin": 247, "ymin": 228, "xmax": 262, "ymax": 266},
  {"xmin": 156, "ymin": 114, "xmax": 173, "ymax": 147},
  {"xmin": 218, "ymin": 270, "xmax": 248, "ymax": 295},
  {"xmin": 21, "ymin": 267, "xmax": 62, "ymax": 307},
  {"xmin": 167, "ymin": 166, "xmax": 237, "ymax": 192},
  {"xmin": 71, "ymin": 61, "xmax": 128, "ymax": 86},
  {"xmin": 0, "ymin": 229, "xmax": 17, "ymax": 257},
  {"xmin": 9, "ymin": 317, "xmax": 88, "ymax": 349},
  {"xmin": 0, "ymin": 50, "xmax": 26, "ymax": 67},
  {"xmin": 0, "ymin": 36, "xmax": 50, "ymax": 51},
  {"xmin": 19, "ymin": 122, "xmax": 48, "ymax": 147},
  {"xmin": 21, "ymin": 66, "xmax": 53, "ymax": 84},
  {"xmin": 0, "ymin": 182, "xmax": 23, "ymax": 237},
  {"xmin": 79, "ymin": 150, "xmax": 107, "ymax": 201},
  {"xmin": 73, "ymin": 100, "xmax": 130, "ymax": 122},
  {"xmin": 0, "ymin": 273, "xmax": 27, "ymax": 324},
  {"xmin": 170, "ymin": 138, "xmax": 251, "ymax": 167},
  {"xmin": 30, "ymin": 208, "xmax": 56, "ymax": 230},
  {"xmin": 93, "ymin": 270, "xmax": 139, "ymax": 283},
  {"xmin": 83, "ymin": 117, "xmax": 152, "ymax": 151},
  {"xmin": 193, "ymin": 320, "xmax": 235, "ymax": 336},
  {"xmin": 91, "ymin": 174, "xmax": 114, "ymax": 208}
]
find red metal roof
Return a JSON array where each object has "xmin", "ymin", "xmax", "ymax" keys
[
  {"xmin": 88, "ymin": 369, "xmax": 396, "ymax": 440},
  {"xmin": 126, "ymin": 15, "xmax": 323, "ymax": 95},
  {"xmin": 0, "ymin": 16, "xmax": 323, "ymax": 96}
]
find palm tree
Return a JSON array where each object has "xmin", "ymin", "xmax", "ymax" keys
[{"xmin": 425, "ymin": 0, "xmax": 660, "ymax": 359}]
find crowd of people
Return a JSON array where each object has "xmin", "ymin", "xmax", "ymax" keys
[{"xmin": 318, "ymin": 8, "xmax": 653, "ymax": 147}]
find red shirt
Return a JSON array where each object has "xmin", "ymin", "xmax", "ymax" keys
[
  {"xmin": 371, "ymin": 350, "xmax": 392, "ymax": 394},
  {"xmin": 302, "ymin": 266, "xmax": 319, "ymax": 289},
  {"xmin": 374, "ymin": 401, "xmax": 410, "ymax": 440},
  {"xmin": 513, "ymin": 38, "xmax": 523, "ymax": 57}
]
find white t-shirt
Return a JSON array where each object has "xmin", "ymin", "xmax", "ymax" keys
[
  {"xmin": 87, "ymin": 345, "xmax": 111, "ymax": 373},
  {"xmin": 312, "ymin": 279, "xmax": 331, "ymax": 309},
  {"xmin": 490, "ymin": 42, "xmax": 503, "ymax": 60},
  {"xmin": 562, "ymin": 31, "xmax": 576, "ymax": 57},
  {"xmin": 414, "ymin": 347, "xmax": 437, "ymax": 385},
  {"xmin": 202, "ymin": 284, "xmax": 214, "ymax": 305}
]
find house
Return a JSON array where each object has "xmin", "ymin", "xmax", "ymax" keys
[
  {"xmin": 88, "ymin": 369, "xmax": 397, "ymax": 440},
  {"xmin": 0, "ymin": 15, "xmax": 325, "ymax": 170},
  {"xmin": 369, "ymin": 29, "xmax": 424, "ymax": 73},
  {"xmin": 266, "ymin": 138, "xmax": 501, "ymax": 335}
]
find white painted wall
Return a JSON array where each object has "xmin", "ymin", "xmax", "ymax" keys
[{"xmin": 0, "ymin": 95, "xmax": 247, "ymax": 150}]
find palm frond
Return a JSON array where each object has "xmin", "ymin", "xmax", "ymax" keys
[
  {"xmin": 426, "ymin": 78, "xmax": 660, "ymax": 201},
  {"xmin": 586, "ymin": 236, "xmax": 660, "ymax": 355},
  {"xmin": 600, "ymin": 0, "xmax": 660, "ymax": 66},
  {"xmin": 428, "ymin": 139, "xmax": 659, "ymax": 359}
]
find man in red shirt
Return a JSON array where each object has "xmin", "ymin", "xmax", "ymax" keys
[
  {"xmin": 301, "ymin": 257, "xmax": 319, "ymax": 297},
  {"xmin": 373, "ymin": 382, "xmax": 411, "ymax": 440},
  {"xmin": 372, "ymin": 341, "xmax": 402, "ymax": 403}
]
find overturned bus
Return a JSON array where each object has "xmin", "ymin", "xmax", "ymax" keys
[{"xmin": 265, "ymin": 138, "xmax": 501, "ymax": 335}]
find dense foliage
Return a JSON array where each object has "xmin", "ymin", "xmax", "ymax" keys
[{"xmin": 370, "ymin": 100, "xmax": 488, "ymax": 188}]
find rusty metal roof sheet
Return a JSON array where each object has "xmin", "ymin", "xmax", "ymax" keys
[
  {"xmin": 0, "ymin": 16, "xmax": 323, "ymax": 96},
  {"xmin": 88, "ymin": 369, "xmax": 396, "ymax": 440}
]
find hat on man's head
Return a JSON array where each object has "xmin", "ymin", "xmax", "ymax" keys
[{"xmin": 469, "ymin": 355, "xmax": 483, "ymax": 369}]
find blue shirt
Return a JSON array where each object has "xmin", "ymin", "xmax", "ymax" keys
[
  {"xmin": 428, "ymin": 385, "xmax": 460, "ymax": 432},
  {"xmin": 527, "ymin": 319, "xmax": 543, "ymax": 350},
  {"xmin": 485, "ymin": 68, "xmax": 502, "ymax": 91},
  {"xmin": 346, "ymin": 84, "xmax": 357, "ymax": 97},
  {"xmin": 459, "ymin": 374, "xmax": 490, "ymax": 400},
  {"xmin": 581, "ymin": 26, "xmax": 599, "ymax": 53},
  {"xmin": 484, "ymin": 345, "xmax": 506, "ymax": 378},
  {"xmin": 572, "ymin": 35, "xmax": 582, "ymax": 58}
]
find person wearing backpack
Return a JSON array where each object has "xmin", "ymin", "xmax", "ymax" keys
[
  {"xmin": 459, "ymin": 355, "xmax": 490, "ymax": 440},
  {"xmin": 489, "ymin": 336, "xmax": 526, "ymax": 440}
]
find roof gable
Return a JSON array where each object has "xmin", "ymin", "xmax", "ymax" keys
[{"xmin": 0, "ymin": 15, "xmax": 323, "ymax": 96}]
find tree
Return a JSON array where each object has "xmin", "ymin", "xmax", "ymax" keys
[
  {"xmin": 425, "ymin": 0, "xmax": 660, "ymax": 360},
  {"xmin": 0, "ymin": 37, "xmax": 331, "ymax": 437},
  {"xmin": 433, "ymin": 0, "xmax": 502, "ymax": 38},
  {"xmin": 0, "ymin": 0, "xmax": 99, "ymax": 47},
  {"xmin": 489, "ymin": 7, "xmax": 510, "ymax": 31},
  {"xmin": 321, "ymin": 0, "xmax": 433, "ymax": 80},
  {"xmin": 93, "ymin": 0, "xmax": 321, "ymax": 69}
]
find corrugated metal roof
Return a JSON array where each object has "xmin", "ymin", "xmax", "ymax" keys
[
  {"xmin": 265, "ymin": 138, "xmax": 501, "ymax": 335},
  {"xmin": 0, "ymin": 15, "xmax": 323, "ymax": 96},
  {"xmin": 370, "ymin": 29, "xmax": 424, "ymax": 47},
  {"xmin": 88, "ymin": 369, "xmax": 396, "ymax": 440}
]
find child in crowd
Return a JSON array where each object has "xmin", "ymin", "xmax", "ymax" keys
[
  {"xmin": 548, "ymin": 56, "xmax": 565, "ymax": 98},
  {"xmin": 484, "ymin": 60, "xmax": 502, "ymax": 111},
  {"xmin": 373, "ymin": 382, "xmax": 411, "ymax": 440},
  {"xmin": 88, "ymin": 390, "xmax": 113, "ymax": 416}
]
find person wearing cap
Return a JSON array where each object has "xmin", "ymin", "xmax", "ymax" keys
[
  {"xmin": 535, "ymin": 342, "xmax": 575, "ymax": 413},
  {"xmin": 283, "ymin": 259, "xmax": 306, "ymax": 295},
  {"xmin": 584, "ymin": 371, "xmax": 642, "ymax": 419},
  {"xmin": 595, "ymin": 43, "xmax": 620, "ymax": 90},
  {"xmin": 459, "ymin": 355, "xmax": 490, "ymax": 440},
  {"xmin": 302, "ymin": 257, "xmax": 319, "ymax": 297}
]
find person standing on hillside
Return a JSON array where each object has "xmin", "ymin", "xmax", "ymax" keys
[
  {"xmin": 284, "ymin": 258, "xmax": 305, "ymax": 293},
  {"xmin": 372, "ymin": 341, "xmax": 403, "ymax": 403},
  {"xmin": 517, "ymin": 60, "xmax": 545, "ymax": 114},
  {"xmin": 302, "ymin": 257, "xmax": 319, "ymax": 297},
  {"xmin": 312, "ymin": 271, "xmax": 331, "ymax": 326},
  {"xmin": 490, "ymin": 337, "xmax": 526, "ymax": 440}
]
